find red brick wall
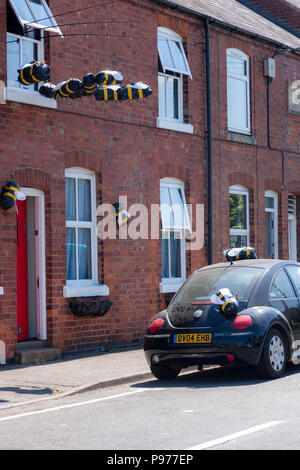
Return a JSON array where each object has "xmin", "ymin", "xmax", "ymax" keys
[
  {"xmin": 0, "ymin": 0, "xmax": 299, "ymax": 359},
  {"xmin": 209, "ymin": 24, "xmax": 300, "ymax": 264},
  {"xmin": 0, "ymin": 0, "xmax": 207, "ymax": 358}
]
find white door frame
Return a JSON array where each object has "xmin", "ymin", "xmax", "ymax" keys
[
  {"xmin": 288, "ymin": 194, "xmax": 297, "ymax": 261},
  {"xmin": 21, "ymin": 187, "xmax": 47, "ymax": 340}
]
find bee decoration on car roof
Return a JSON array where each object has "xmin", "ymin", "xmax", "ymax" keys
[{"xmin": 224, "ymin": 247, "xmax": 257, "ymax": 264}]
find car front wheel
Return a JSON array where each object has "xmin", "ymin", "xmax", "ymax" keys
[
  {"xmin": 257, "ymin": 328, "xmax": 287, "ymax": 379},
  {"xmin": 150, "ymin": 364, "xmax": 181, "ymax": 380}
]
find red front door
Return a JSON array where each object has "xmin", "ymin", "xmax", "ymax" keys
[{"xmin": 17, "ymin": 199, "xmax": 29, "ymax": 341}]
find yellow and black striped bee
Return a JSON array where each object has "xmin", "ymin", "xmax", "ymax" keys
[
  {"xmin": 0, "ymin": 181, "xmax": 26, "ymax": 211},
  {"xmin": 224, "ymin": 247, "xmax": 257, "ymax": 263},
  {"xmin": 117, "ymin": 82, "xmax": 152, "ymax": 101},
  {"xmin": 95, "ymin": 85, "xmax": 120, "ymax": 102},
  {"xmin": 82, "ymin": 73, "xmax": 98, "ymax": 96},
  {"xmin": 54, "ymin": 79, "xmax": 82, "ymax": 99},
  {"xmin": 39, "ymin": 82, "xmax": 56, "ymax": 99},
  {"xmin": 18, "ymin": 61, "xmax": 51, "ymax": 86},
  {"xmin": 112, "ymin": 202, "xmax": 131, "ymax": 226},
  {"xmin": 95, "ymin": 70, "xmax": 123, "ymax": 86},
  {"xmin": 211, "ymin": 288, "xmax": 239, "ymax": 319}
]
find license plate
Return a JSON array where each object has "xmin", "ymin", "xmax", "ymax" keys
[{"xmin": 174, "ymin": 333, "xmax": 212, "ymax": 344}]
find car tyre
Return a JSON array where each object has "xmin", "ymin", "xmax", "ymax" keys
[
  {"xmin": 256, "ymin": 328, "xmax": 287, "ymax": 379},
  {"xmin": 150, "ymin": 364, "xmax": 181, "ymax": 380}
]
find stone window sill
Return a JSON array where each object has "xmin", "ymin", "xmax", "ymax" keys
[
  {"xmin": 5, "ymin": 87, "xmax": 57, "ymax": 109},
  {"xmin": 157, "ymin": 118, "xmax": 194, "ymax": 134},
  {"xmin": 226, "ymin": 130, "xmax": 256, "ymax": 145},
  {"xmin": 63, "ymin": 284, "xmax": 109, "ymax": 298}
]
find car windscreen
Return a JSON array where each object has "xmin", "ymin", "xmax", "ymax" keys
[{"xmin": 174, "ymin": 266, "xmax": 264, "ymax": 303}]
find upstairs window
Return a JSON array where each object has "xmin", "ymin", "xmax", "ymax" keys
[
  {"xmin": 9, "ymin": 0, "xmax": 62, "ymax": 34},
  {"xmin": 227, "ymin": 49, "xmax": 250, "ymax": 134},
  {"xmin": 6, "ymin": 0, "xmax": 61, "ymax": 91},
  {"xmin": 158, "ymin": 27, "xmax": 191, "ymax": 124}
]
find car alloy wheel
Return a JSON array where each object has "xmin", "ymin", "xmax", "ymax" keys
[
  {"xmin": 269, "ymin": 335, "xmax": 285, "ymax": 373},
  {"xmin": 257, "ymin": 328, "xmax": 287, "ymax": 379}
]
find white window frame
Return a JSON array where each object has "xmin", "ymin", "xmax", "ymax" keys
[
  {"xmin": 229, "ymin": 185, "xmax": 250, "ymax": 247},
  {"xmin": 157, "ymin": 27, "xmax": 192, "ymax": 78},
  {"xmin": 157, "ymin": 27, "xmax": 193, "ymax": 134},
  {"xmin": 6, "ymin": 31, "xmax": 44, "ymax": 90},
  {"xmin": 265, "ymin": 190, "xmax": 278, "ymax": 259},
  {"xmin": 160, "ymin": 177, "xmax": 189, "ymax": 293},
  {"xmin": 64, "ymin": 168, "xmax": 109, "ymax": 298},
  {"xmin": 5, "ymin": 2, "xmax": 58, "ymax": 109},
  {"xmin": 158, "ymin": 69, "xmax": 183, "ymax": 122},
  {"xmin": 8, "ymin": 0, "xmax": 62, "ymax": 35},
  {"xmin": 227, "ymin": 48, "xmax": 251, "ymax": 135}
]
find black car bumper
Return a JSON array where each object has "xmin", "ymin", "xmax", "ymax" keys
[{"xmin": 144, "ymin": 329, "xmax": 266, "ymax": 369}]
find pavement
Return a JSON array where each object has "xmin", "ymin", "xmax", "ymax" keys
[{"xmin": 0, "ymin": 346, "xmax": 154, "ymax": 410}]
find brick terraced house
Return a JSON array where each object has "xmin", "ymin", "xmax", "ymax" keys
[{"xmin": 0, "ymin": 0, "xmax": 299, "ymax": 362}]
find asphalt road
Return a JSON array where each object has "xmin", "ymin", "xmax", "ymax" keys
[{"xmin": 1, "ymin": 363, "xmax": 300, "ymax": 451}]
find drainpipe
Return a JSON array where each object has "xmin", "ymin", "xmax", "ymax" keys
[{"xmin": 204, "ymin": 18, "xmax": 213, "ymax": 265}]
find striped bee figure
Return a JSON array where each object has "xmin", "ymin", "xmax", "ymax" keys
[
  {"xmin": 82, "ymin": 73, "xmax": 98, "ymax": 96},
  {"xmin": 224, "ymin": 247, "xmax": 256, "ymax": 263},
  {"xmin": 95, "ymin": 85, "xmax": 120, "ymax": 102},
  {"xmin": 54, "ymin": 78, "xmax": 82, "ymax": 99},
  {"xmin": 18, "ymin": 61, "xmax": 51, "ymax": 86},
  {"xmin": 117, "ymin": 82, "xmax": 152, "ymax": 101},
  {"xmin": 0, "ymin": 181, "xmax": 26, "ymax": 211},
  {"xmin": 95, "ymin": 71, "xmax": 123, "ymax": 86},
  {"xmin": 112, "ymin": 202, "xmax": 131, "ymax": 226},
  {"xmin": 39, "ymin": 82, "xmax": 56, "ymax": 99},
  {"xmin": 211, "ymin": 288, "xmax": 239, "ymax": 319}
]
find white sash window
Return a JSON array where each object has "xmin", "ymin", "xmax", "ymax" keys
[
  {"xmin": 160, "ymin": 178, "xmax": 191, "ymax": 293},
  {"xmin": 227, "ymin": 49, "xmax": 250, "ymax": 134}
]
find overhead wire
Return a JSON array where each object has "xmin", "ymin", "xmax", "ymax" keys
[
  {"xmin": 23, "ymin": 0, "xmax": 117, "ymax": 27},
  {"xmin": 7, "ymin": 0, "xmax": 165, "ymax": 45}
]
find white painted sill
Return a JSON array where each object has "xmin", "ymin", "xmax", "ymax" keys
[
  {"xmin": 0, "ymin": 287, "xmax": 3, "ymax": 295},
  {"xmin": 159, "ymin": 281, "xmax": 184, "ymax": 294},
  {"xmin": 5, "ymin": 87, "xmax": 57, "ymax": 109},
  {"xmin": 63, "ymin": 284, "xmax": 110, "ymax": 298},
  {"xmin": 157, "ymin": 118, "xmax": 194, "ymax": 134}
]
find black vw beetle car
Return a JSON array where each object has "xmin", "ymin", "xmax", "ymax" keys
[{"xmin": 144, "ymin": 255, "xmax": 300, "ymax": 380}]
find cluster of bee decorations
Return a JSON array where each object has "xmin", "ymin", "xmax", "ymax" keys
[{"xmin": 17, "ymin": 61, "xmax": 152, "ymax": 102}]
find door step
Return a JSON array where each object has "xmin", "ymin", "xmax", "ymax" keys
[
  {"xmin": 15, "ymin": 341, "xmax": 61, "ymax": 364},
  {"xmin": 17, "ymin": 340, "xmax": 48, "ymax": 351}
]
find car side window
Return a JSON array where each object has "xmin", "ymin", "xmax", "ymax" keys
[
  {"xmin": 286, "ymin": 266, "xmax": 300, "ymax": 297},
  {"xmin": 270, "ymin": 269, "xmax": 296, "ymax": 299}
]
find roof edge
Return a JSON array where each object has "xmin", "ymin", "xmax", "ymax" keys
[
  {"xmin": 154, "ymin": 0, "xmax": 294, "ymax": 49},
  {"xmin": 236, "ymin": 0, "xmax": 300, "ymax": 39}
]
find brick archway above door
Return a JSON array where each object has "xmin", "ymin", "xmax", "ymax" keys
[{"xmin": 14, "ymin": 168, "xmax": 51, "ymax": 191}]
